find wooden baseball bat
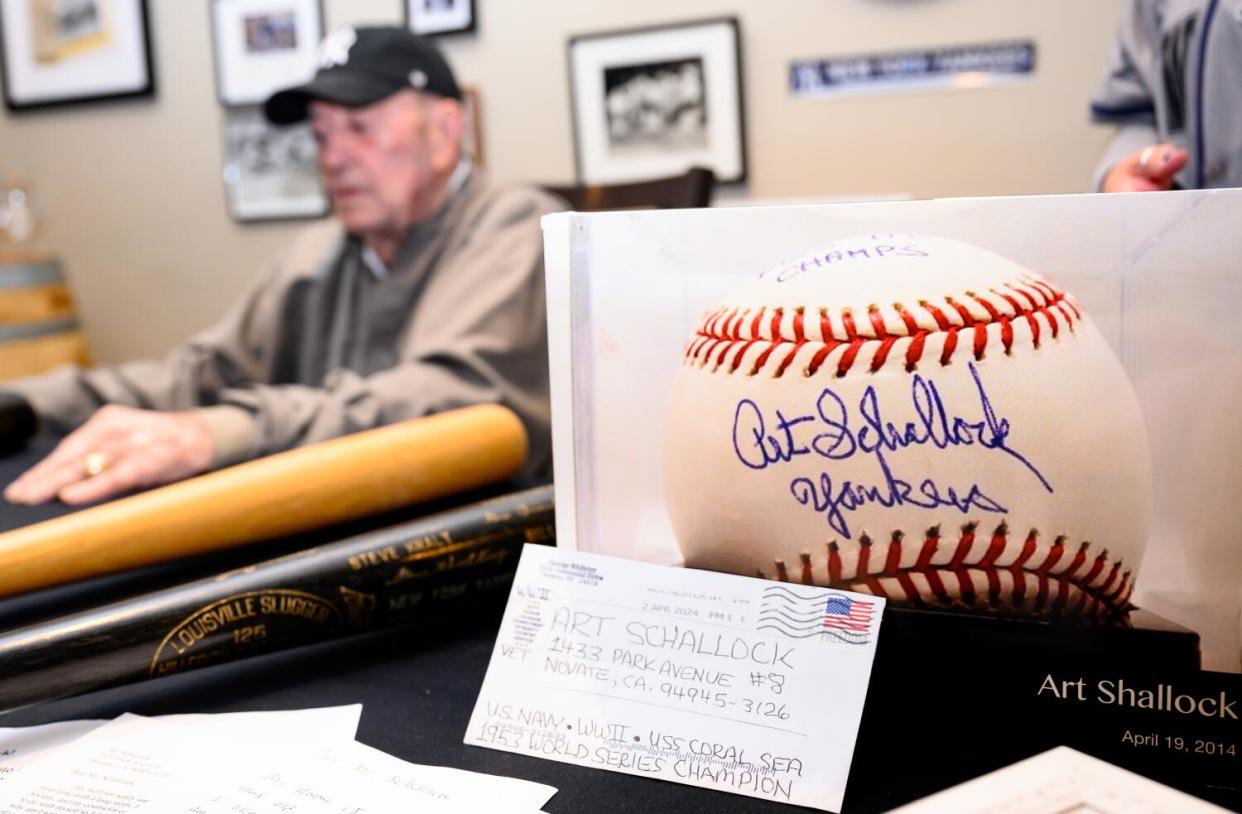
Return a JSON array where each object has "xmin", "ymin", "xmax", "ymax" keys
[
  {"xmin": 0, "ymin": 485, "xmax": 555, "ymax": 710},
  {"xmin": 0, "ymin": 404, "xmax": 527, "ymax": 597}
]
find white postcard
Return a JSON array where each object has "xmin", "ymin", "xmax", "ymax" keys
[{"xmin": 466, "ymin": 544, "xmax": 885, "ymax": 812}]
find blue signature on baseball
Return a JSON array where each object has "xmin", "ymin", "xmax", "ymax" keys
[{"xmin": 730, "ymin": 362, "xmax": 1052, "ymax": 539}]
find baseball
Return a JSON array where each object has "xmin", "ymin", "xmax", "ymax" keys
[{"xmin": 663, "ymin": 234, "xmax": 1151, "ymax": 620}]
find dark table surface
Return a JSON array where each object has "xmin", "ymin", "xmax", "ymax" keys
[
  {"xmin": 0, "ymin": 436, "xmax": 825, "ymax": 813},
  {"xmin": 3, "ymin": 437, "xmax": 1236, "ymax": 813}
]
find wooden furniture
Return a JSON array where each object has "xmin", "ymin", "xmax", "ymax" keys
[
  {"xmin": 0, "ymin": 250, "xmax": 90, "ymax": 381},
  {"xmin": 542, "ymin": 166, "xmax": 715, "ymax": 212}
]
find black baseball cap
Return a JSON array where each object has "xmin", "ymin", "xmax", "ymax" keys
[{"xmin": 264, "ymin": 26, "xmax": 462, "ymax": 125}]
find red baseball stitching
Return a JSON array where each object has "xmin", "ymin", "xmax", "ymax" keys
[
  {"xmin": 684, "ymin": 274, "xmax": 1082, "ymax": 377},
  {"xmin": 756, "ymin": 524, "xmax": 1133, "ymax": 620}
]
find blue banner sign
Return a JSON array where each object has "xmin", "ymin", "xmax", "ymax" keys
[{"xmin": 790, "ymin": 40, "xmax": 1036, "ymax": 96}]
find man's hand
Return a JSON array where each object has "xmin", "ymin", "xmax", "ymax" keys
[
  {"xmin": 3, "ymin": 405, "xmax": 213, "ymax": 505},
  {"xmin": 1102, "ymin": 143, "xmax": 1188, "ymax": 192}
]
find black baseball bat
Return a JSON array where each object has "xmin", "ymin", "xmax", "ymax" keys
[{"xmin": 0, "ymin": 484, "xmax": 554, "ymax": 710}]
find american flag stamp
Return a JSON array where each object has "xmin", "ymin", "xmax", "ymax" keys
[{"xmin": 758, "ymin": 585, "xmax": 880, "ymax": 646}]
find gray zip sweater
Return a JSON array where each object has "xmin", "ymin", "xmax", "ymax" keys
[{"xmin": 1090, "ymin": 0, "xmax": 1242, "ymax": 190}]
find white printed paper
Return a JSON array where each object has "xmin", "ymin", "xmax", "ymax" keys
[
  {"xmin": 889, "ymin": 746, "xmax": 1232, "ymax": 813},
  {"xmin": 0, "ymin": 704, "xmax": 360, "ymax": 788},
  {"xmin": 0, "ymin": 706, "xmax": 363, "ymax": 811},
  {"xmin": 0, "ymin": 705, "xmax": 550, "ymax": 814},
  {"xmin": 158, "ymin": 703, "xmax": 362, "ymax": 739},
  {"xmin": 0, "ymin": 720, "xmax": 105, "ymax": 780},
  {"xmin": 153, "ymin": 740, "xmax": 556, "ymax": 813},
  {"xmin": 317, "ymin": 741, "xmax": 557, "ymax": 811},
  {"xmin": 467, "ymin": 544, "xmax": 885, "ymax": 812}
]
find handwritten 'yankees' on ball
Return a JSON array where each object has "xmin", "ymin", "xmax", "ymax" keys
[{"xmin": 663, "ymin": 235, "xmax": 1151, "ymax": 620}]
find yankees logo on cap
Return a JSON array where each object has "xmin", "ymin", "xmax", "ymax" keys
[
  {"xmin": 264, "ymin": 25, "xmax": 462, "ymax": 125},
  {"xmin": 317, "ymin": 26, "xmax": 357, "ymax": 69}
]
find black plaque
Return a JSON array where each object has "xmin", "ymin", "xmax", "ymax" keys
[{"xmin": 843, "ymin": 607, "xmax": 1239, "ymax": 812}]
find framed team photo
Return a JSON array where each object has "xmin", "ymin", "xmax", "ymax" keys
[
  {"xmin": 211, "ymin": 0, "xmax": 323, "ymax": 106},
  {"xmin": 221, "ymin": 105, "xmax": 327, "ymax": 222},
  {"xmin": 568, "ymin": 17, "xmax": 746, "ymax": 184},
  {"xmin": 0, "ymin": 0, "xmax": 155, "ymax": 111}
]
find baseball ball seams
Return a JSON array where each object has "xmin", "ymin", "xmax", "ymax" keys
[{"xmin": 663, "ymin": 234, "xmax": 1152, "ymax": 620}]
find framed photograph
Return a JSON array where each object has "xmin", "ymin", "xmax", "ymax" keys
[
  {"xmin": 405, "ymin": 0, "xmax": 475, "ymax": 37},
  {"xmin": 462, "ymin": 84, "xmax": 483, "ymax": 168},
  {"xmin": 0, "ymin": 0, "xmax": 155, "ymax": 112},
  {"xmin": 211, "ymin": 0, "xmax": 323, "ymax": 107},
  {"xmin": 221, "ymin": 105, "xmax": 327, "ymax": 222},
  {"xmin": 568, "ymin": 17, "xmax": 746, "ymax": 185}
]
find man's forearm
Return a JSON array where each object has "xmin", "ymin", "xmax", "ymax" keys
[{"xmin": 195, "ymin": 404, "xmax": 262, "ymax": 469}]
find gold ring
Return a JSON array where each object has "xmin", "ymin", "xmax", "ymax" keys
[{"xmin": 83, "ymin": 451, "xmax": 109, "ymax": 478}]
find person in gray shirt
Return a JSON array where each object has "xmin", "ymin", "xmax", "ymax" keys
[
  {"xmin": 1090, "ymin": 0, "xmax": 1241, "ymax": 192},
  {"xmin": 3, "ymin": 26, "xmax": 562, "ymax": 505}
]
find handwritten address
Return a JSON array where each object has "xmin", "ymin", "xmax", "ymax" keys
[
  {"xmin": 468, "ymin": 545, "xmax": 883, "ymax": 810},
  {"xmin": 731, "ymin": 362, "xmax": 1052, "ymax": 539},
  {"xmin": 474, "ymin": 603, "xmax": 801, "ymax": 801}
]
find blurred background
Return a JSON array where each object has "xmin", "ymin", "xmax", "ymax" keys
[{"xmin": 0, "ymin": 0, "xmax": 1123, "ymax": 365}]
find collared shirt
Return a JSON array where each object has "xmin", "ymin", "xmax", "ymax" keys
[{"xmin": 359, "ymin": 159, "xmax": 473, "ymax": 281}]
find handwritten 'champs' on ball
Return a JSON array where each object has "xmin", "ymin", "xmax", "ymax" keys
[{"xmin": 663, "ymin": 234, "xmax": 1151, "ymax": 621}]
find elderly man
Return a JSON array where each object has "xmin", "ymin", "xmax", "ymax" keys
[{"xmin": 2, "ymin": 26, "xmax": 562, "ymax": 505}]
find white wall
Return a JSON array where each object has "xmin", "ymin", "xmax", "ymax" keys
[{"xmin": 0, "ymin": 0, "xmax": 1124, "ymax": 363}]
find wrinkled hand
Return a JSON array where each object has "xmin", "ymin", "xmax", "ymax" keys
[
  {"xmin": 1102, "ymin": 143, "xmax": 1188, "ymax": 192},
  {"xmin": 3, "ymin": 405, "xmax": 213, "ymax": 505}
]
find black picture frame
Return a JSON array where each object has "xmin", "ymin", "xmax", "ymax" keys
[
  {"xmin": 0, "ymin": 0, "xmax": 155, "ymax": 112},
  {"xmin": 209, "ymin": 0, "xmax": 325, "ymax": 108},
  {"xmin": 567, "ymin": 17, "xmax": 747, "ymax": 185},
  {"xmin": 405, "ymin": 0, "xmax": 476, "ymax": 37}
]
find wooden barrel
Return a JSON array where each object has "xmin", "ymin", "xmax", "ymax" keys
[{"xmin": 0, "ymin": 251, "xmax": 90, "ymax": 382}]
